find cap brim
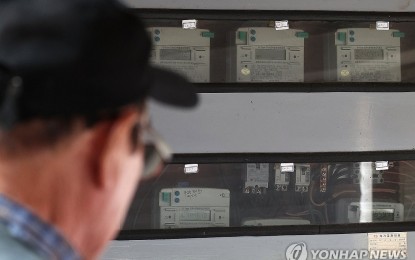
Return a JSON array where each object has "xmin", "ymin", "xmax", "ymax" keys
[{"xmin": 147, "ymin": 67, "xmax": 198, "ymax": 108}]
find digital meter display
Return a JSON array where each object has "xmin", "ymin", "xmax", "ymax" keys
[
  {"xmin": 255, "ymin": 48, "xmax": 286, "ymax": 61},
  {"xmin": 354, "ymin": 48, "xmax": 384, "ymax": 60},
  {"xmin": 372, "ymin": 209, "xmax": 395, "ymax": 222},
  {"xmin": 346, "ymin": 202, "xmax": 403, "ymax": 223},
  {"xmin": 160, "ymin": 48, "xmax": 192, "ymax": 61},
  {"xmin": 179, "ymin": 209, "xmax": 211, "ymax": 221}
]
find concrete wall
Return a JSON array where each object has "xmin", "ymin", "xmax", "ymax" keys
[{"xmin": 103, "ymin": 232, "xmax": 414, "ymax": 259}]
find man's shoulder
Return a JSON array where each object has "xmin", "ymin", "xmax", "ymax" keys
[{"xmin": 0, "ymin": 224, "xmax": 44, "ymax": 260}]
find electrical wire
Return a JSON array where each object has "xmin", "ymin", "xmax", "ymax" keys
[
  {"xmin": 309, "ymin": 180, "xmax": 397, "ymax": 207},
  {"xmin": 285, "ymin": 210, "xmax": 309, "ymax": 216},
  {"xmin": 383, "ymin": 171, "xmax": 415, "ymax": 182},
  {"xmin": 401, "ymin": 161, "xmax": 415, "ymax": 170},
  {"xmin": 405, "ymin": 195, "xmax": 415, "ymax": 219},
  {"xmin": 285, "ymin": 209, "xmax": 324, "ymax": 224},
  {"xmin": 324, "ymin": 205, "xmax": 329, "ymax": 224},
  {"xmin": 384, "ymin": 181, "xmax": 415, "ymax": 185},
  {"xmin": 309, "ymin": 182, "xmax": 328, "ymax": 207}
]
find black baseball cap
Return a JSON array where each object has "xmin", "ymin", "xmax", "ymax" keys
[{"xmin": 0, "ymin": 0, "xmax": 198, "ymax": 128}]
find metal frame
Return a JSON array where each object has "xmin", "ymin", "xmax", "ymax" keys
[
  {"xmin": 117, "ymin": 222, "xmax": 415, "ymax": 240},
  {"xmin": 135, "ymin": 10, "xmax": 415, "ymax": 22},
  {"xmin": 172, "ymin": 151, "xmax": 415, "ymax": 163}
]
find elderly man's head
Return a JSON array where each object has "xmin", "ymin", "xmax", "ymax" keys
[{"xmin": 0, "ymin": 0, "xmax": 196, "ymax": 258}]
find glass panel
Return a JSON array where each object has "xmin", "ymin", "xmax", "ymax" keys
[
  {"xmin": 122, "ymin": 160, "xmax": 415, "ymax": 230},
  {"xmin": 143, "ymin": 18, "xmax": 415, "ymax": 84}
]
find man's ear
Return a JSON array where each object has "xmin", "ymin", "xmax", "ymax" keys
[{"xmin": 89, "ymin": 108, "xmax": 141, "ymax": 189}]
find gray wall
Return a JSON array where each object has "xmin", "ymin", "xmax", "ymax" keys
[
  {"xmin": 149, "ymin": 92, "xmax": 415, "ymax": 154},
  {"xmin": 103, "ymin": 232, "xmax": 414, "ymax": 260},
  {"xmin": 121, "ymin": 0, "xmax": 415, "ymax": 12}
]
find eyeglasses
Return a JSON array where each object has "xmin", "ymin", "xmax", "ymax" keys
[{"xmin": 140, "ymin": 123, "xmax": 172, "ymax": 178}]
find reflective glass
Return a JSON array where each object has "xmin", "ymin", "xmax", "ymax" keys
[
  {"xmin": 122, "ymin": 161, "xmax": 415, "ymax": 230},
  {"xmin": 143, "ymin": 19, "xmax": 415, "ymax": 84}
]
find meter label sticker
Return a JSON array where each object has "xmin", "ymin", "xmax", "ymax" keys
[
  {"xmin": 368, "ymin": 232, "xmax": 407, "ymax": 252},
  {"xmin": 275, "ymin": 20, "xmax": 289, "ymax": 30},
  {"xmin": 184, "ymin": 164, "xmax": 199, "ymax": 174},
  {"xmin": 182, "ymin": 19, "xmax": 197, "ymax": 29},
  {"xmin": 375, "ymin": 161, "xmax": 389, "ymax": 171},
  {"xmin": 376, "ymin": 21, "xmax": 390, "ymax": 30},
  {"xmin": 281, "ymin": 163, "xmax": 295, "ymax": 173}
]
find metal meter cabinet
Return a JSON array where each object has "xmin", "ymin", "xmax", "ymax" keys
[{"xmin": 105, "ymin": 8, "xmax": 415, "ymax": 260}]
